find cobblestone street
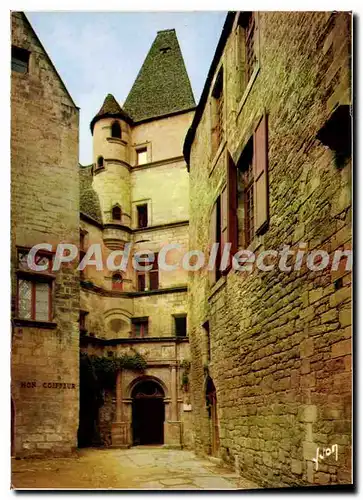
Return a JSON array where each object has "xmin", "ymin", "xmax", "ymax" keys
[{"xmin": 12, "ymin": 447, "xmax": 260, "ymax": 490}]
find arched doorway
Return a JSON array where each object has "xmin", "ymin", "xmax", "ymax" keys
[
  {"xmin": 132, "ymin": 379, "xmax": 165, "ymax": 445},
  {"xmin": 206, "ymin": 377, "xmax": 220, "ymax": 457}
]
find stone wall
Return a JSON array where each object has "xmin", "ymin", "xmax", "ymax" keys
[
  {"xmin": 187, "ymin": 12, "xmax": 351, "ymax": 486},
  {"xmin": 11, "ymin": 12, "xmax": 80, "ymax": 456}
]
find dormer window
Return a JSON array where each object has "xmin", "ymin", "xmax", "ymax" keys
[
  {"xmin": 111, "ymin": 121, "xmax": 121, "ymax": 139},
  {"xmin": 112, "ymin": 205, "xmax": 121, "ymax": 221},
  {"xmin": 160, "ymin": 47, "xmax": 171, "ymax": 54},
  {"xmin": 97, "ymin": 156, "xmax": 104, "ymax": 169}
]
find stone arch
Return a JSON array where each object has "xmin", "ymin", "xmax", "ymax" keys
[
  {"xmin": 129, "ymin": 376, "xmax": 167, "ymax": 446},
  {"xmin": 104, "ymin": 308, "xmax": 131, "ymax": 337}
]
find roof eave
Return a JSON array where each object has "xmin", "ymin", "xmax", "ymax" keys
[
  {"xmin": 90, "ymin": 111, "xmax": 133, "ymax": 134},
  {"xmin": 183, "ymin": 11, "xmax": 236, "ymax": 170}
]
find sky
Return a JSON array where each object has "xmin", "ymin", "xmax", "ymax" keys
[{"xmin": 26, "ymin": 12, "xmax": 227, "ymax": 165}]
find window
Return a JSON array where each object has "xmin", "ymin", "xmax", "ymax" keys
[
  {"xmin": 97, "ymin": 156, "xmax": 104, "ymax": 169},
  {"xmin": 136, "ymin": 147, "xmax": 148, "ymax": 166},
  {"xmin": 111, "ymin": 121, "xmax": 121, "ymax": 139},
  {"xmin": 11, "ymin": 46, "xmax": 30, "ymax": 73},
  {"xmin": 112, "ymin": 205, "xmax": 121, "ymax": 221},
  {"xmin": 112, "ymin": 273, "xmax": 123, "ymax": 291},
  {"xmin": 137, "ymin": 204, "xmax": 148, "ymax": 228},
  {"xmin": 238, "ymin": 115, "xmax": 269, "ymax": 247},
  {"xmin": 137, "ymin": 273, "xmax": 146, "ymax": 291},
  {"xmin": 149, "ymin": 252, "xmax": 159, "ymax": 290},
  {"xmin": 174, "ymin": 314, "xmax": 187, "ymax": 337},
  {"xmin": 209, "ymin": 115, "xmax": 269, "ymax": 284},
  {"xmin": 16, "ymin": 249, "xmax": 53, "ymax": 322},
  {"xmin": 237, "ymin": 12, "xmax": 257, "ymax": 97},
  {"xmin": 202, "ymin": 321, "xmax": 211, "ymax": 362},
  {"xmin": 317, "ymin": 104, "xmax": 351, "ymax": 168},
  {"xmin": 131, "ymin": 317, "xmax": 148, "ymax": 337},
  {"xmin": 244, "ymin": 13, "xmax": 257, "ymax": 82},
  {"xmin": 79, "ymin": 310, "xmax": 88, "ymax": 335},
  {"xmin": 136, "ymin": 253, "xmax": 159, "ymax": 291},
  {"xmin": 211, "ymin": 69, "xmax": 224, "ymax": 155}
]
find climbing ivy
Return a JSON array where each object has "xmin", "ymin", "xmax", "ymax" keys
[
  {"xmin": 180, "ymin": 359, "xmax": 191, "ymax": 391},
  {"xmin": 78, "ymin": 351, "xmax": 146, "ymax": 448},
  {"xmin": 80, "ymin": 352, "xmax": 147, "ymax": 389}
]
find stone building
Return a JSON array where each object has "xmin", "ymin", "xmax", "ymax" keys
[
  {"xmin": 184, "ymin": 12, "xmax": 352, "ymax": 486},
  {"xmin": 11, "ymin": 12, "xmax": 80, "ymax": 456},
  {"xmin": 78, "ymin": 28, "xmax": 195, "ymax": 448}
]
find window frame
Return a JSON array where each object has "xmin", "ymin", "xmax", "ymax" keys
[
  {"xmin": 15, "ymin": 248, "xmax": 55, "ymax": 325},
  {"xmin": 112, "ymin": 205, "xmax": 122, "ymax": 221},
  {"xmin": 211, "ymin": 67, "xmax": 225, "ymax": 157},
  {"xmin": 17, "ymin": 278, "xmax": 53, "ymax": 322},
  {"xmin": 96, "ymin": 156, "xmax": 104, "ymax": 170},
  {"xmin": 131, "ymin": 317, "xmax": 149, "ymax": 338},
  {"xmin": 236, "ymin": 12, "xmax": 260, "ymax": 116},
  {"xmin": 111, "ymin": 121, "xmax": 122, "ymax": 139},
  {"xmin": 136, "ymin": 147, "xmax": 148, "ymax": 166},
  {"xmin": 11, "ymin": 45, "xmax": 30, "ymax": 74},
  {"xmin": 136, "ymin": 252, "xmax": 159, "ymax": 291},
  {"xmin": 174, "ymin": 314, "xmax": 187, "ymax": 338},
  {"xmin": 238, "ymin": 138, "xmax": 255, "ymax": 248},
  {"xmin": 112, "ymin": 272, "xmax": 123, "ymax": 291},
  {"xmin": 136, "ymin": 203, "xmax": 148, "ymax": 228}
]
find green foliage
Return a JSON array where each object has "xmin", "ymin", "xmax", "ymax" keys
[
  {"xmin": 80, "ymin": 351, "xmax": 147, "ymax": 389},
  {"xmin": 180, "ymin": 359, "xmax": 191, "ymax": 370},
  {"xmin": 180, "ymin": 359, "xmax": 191, "ymax": 391}
]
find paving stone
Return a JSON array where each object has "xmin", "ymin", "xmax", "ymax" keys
[{"xmin": 11, "ymin": 447, "xmax": 247, "ymax": 490}]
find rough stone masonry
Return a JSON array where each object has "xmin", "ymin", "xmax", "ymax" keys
[
  {"xmin": 184, "ymin": 11, "xmax": 352, "ymax": 487},
  {"xmin": 11, "ymin": 12, "xmax": 80, "ymax": 457}
]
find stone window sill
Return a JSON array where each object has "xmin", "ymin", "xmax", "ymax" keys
[
  {"xmin": 107, "ymin": 137, "xmax": 127, "ymax": 146},
  {"xmin": 13, "ymin": 318, "xmax": 57, "ymax": 329}
]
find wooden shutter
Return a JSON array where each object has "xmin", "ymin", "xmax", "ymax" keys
[
  {"xmin": 220, "ymin": 187, "xmax": 228, "ymax": 252},
  {"xmin": 209, "ymin": 203, "xmax": 217, "ymax": 286},
  {"xmin": 227, "ymin": 153, "xmax": 238, "ymax": 262},
  {"xmin": 253, "ymin": 114, "xmax": 269, "ymax": 234}
]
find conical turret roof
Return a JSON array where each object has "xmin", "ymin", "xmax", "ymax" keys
[
  {"xmin": 124, "ymin": 29, "xmax": 195, "ymax": 122},
  {"xmin": 90, "ymin": 93, "xmax": 132, "ymax": 133}
]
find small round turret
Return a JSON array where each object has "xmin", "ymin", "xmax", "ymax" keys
[{"xmin": 91, "ymin": 94, "xmax": 133, "ymax": 246}]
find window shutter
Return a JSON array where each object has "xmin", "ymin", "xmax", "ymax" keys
[
  {"xmin": 220, "ymin": 186, "xmax": 229, "ymax": 272},
  {"xmin": 227, "ymin": 153, "xmax": 238, "ymax": 260},
  {"xmin": 253, "ymin": 114, "xmax": 269, "ymax": 234},
  {"xmin": 221, "ymin": 187, "xmax": 228, "ymax": 248},
  {"xmin": 209, "ymin": 203, "xmax": 217, "ymax": 286}
]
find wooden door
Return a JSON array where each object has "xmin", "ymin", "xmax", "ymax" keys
[{"xmin": 206, "ymin": 378, "xmax": 220, "ymax": 456}]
